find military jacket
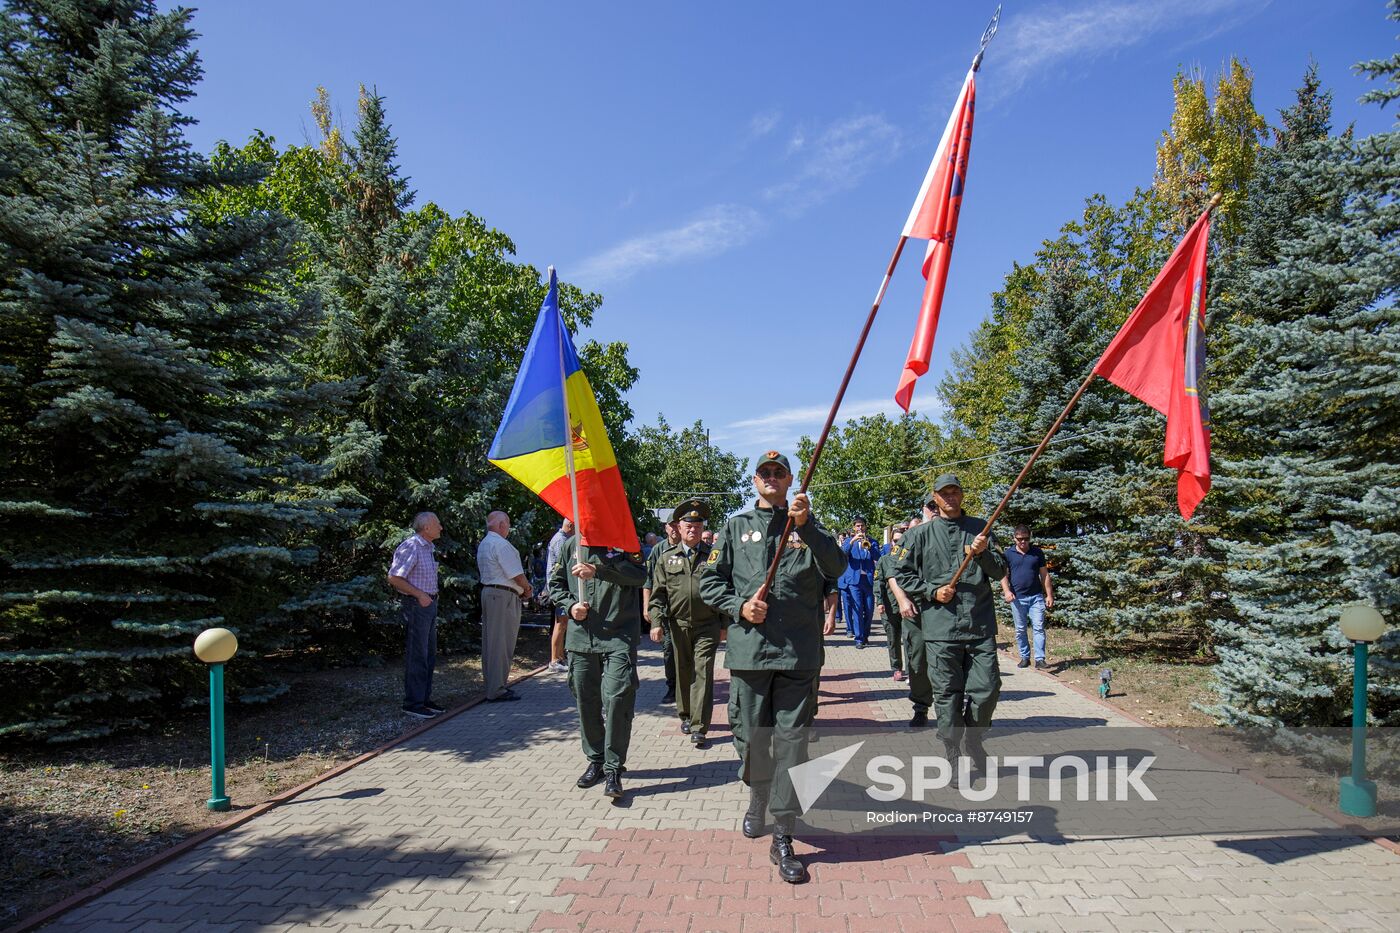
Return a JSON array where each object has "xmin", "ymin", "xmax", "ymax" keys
[
  {"xmin": 700, "ymin": 503, "xmax": 846, "ymax": 671},
  {"xmin": 892, "ymin": 515, "xmax": 1007, "ymax": 642},
  {"xmin": 873, "ymin": 550, "xmax": 901, "ymax": 616},
  {"xmin": 648, "ymin": 541, "xmax": 721, "ymax": 631},
  {"xmin": 548, "ymin": 537, "xmax": 647, "ymax": 651}
]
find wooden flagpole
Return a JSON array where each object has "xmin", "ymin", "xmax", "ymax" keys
[{"xmin": 753, "ymin": 6, "xmax": 1002, "ymax": 605}]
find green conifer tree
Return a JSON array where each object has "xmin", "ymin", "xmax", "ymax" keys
[
  {"xmin": 1207, "ymin": 60, "xmax": 1399, "ymax": 727},
  {"xmin": 0, "ymin": 1, "xmax": 350, "ymax": 740}
]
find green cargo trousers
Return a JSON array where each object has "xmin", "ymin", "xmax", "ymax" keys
[
  {"xmin": 884, "ymin": 612, "xmax": 904, "ymax": 672},
  {"xmin": 729, "ymin": 668, "xmax": 820, "ymax": 823},
  {"xmin": 925, "ymin": 638, "xmax": 1000, "ymax": 745},
  {"xmin": 568, "ymin": 647, "xmax": 637, "ymax": 772},
  {"xmin": 672, "ymin": 623, "xmax": 720, "ymax": 734}
]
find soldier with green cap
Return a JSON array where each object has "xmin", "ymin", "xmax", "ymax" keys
[
  {"xmin": 874, "ymin": 528, "xmax": 909, "ymax": 682},
  {"xmin": 649, "ymin": 497, "xmax": 723, "ymax": 748},
  {"xmin": 700, "ymin": 450, "xmax": 845, "ymax": 885},
  {"xmin": 548, "ymin": 534, "xmax": 648, "ymax": 801},
  {"xmin": 893, "ymin": 473, "xmax": 1006, "ymax": 779}
]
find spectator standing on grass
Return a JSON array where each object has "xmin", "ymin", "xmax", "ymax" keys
[
  {"xmin": 477, "ymin": 511, "xmax": 533, "ymax": 702},
  {"xmin": 388, "ymin": 512, "xmax": 445, "ymax": 720},
  {"xmin": 545, "ymin": 518, "xmax": 575, "ymax": 674},
  {"xmin": 1002, "ymin": 524, "xmax": 1054, "ymax": 669}
]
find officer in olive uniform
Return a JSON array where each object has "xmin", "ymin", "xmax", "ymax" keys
[
  {"xmin": 700, "ymin": 451, "xmax": 845, "ymax": 885},
  {"xmin": 549, "ymin": 535, "xmax": 648, "ymax": 800},
  {"xmin": 893, "ymin": 474, "xmax": 1007, "ymax": 777},
  {"xmin": 873, "ymin": 530, "xmax": 907, "ymax": 681},
  {"xmin": 644, "ymin": 519, "xmax": 680, "ymax": 704},
  {"xmin": 649, "ymin": 498, "xmax": 723, "ymax": 748}
]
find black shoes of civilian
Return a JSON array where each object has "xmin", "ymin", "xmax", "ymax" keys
[
  {"xmin": 423, "ymin": 701, "xmax": 446, "ymax": 714},
  {"xmin": 1017, "ymin": 658, "xmax": 1031, "ymax": 668},
  {"xmin": 486, "ymin": 689, "xmax": 521, "ymax": 703},
  {"xmin": 661, "ymin": 689, "xmax": 676, "ymax": 704},
  {"xmin": 402, "ymin": 704, "xmax": 437, "ymax": 719},
  {"xmin": 680, "ymin": 719, "xmax": 691, "ymax": 734},
  {"xmin": 908, "ymin": 710, "xmax": 929, "ymax": 728},
  {"xmin": 691, "ymin": 732, "xmax": 708, "ymax": 749}
]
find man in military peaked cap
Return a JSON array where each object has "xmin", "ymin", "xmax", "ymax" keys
[
  {"xmin": 649, "ymin": 497, "xmax": 723, "ymax": 748},
  {"xmin": 700, "ymin": 451, "xmax": 846, "ymax": 884},
  {"xmin": 893, "ymin": 473, "xmax": 1006, "ymax": 782}
]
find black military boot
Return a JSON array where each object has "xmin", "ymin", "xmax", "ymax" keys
[
  {"xmin": 942, "ymin": 741, "xmax": 964, "ymax": 789},
  {"xmin": 769, "ymin": 821, "xmax": 808, "ymax": 884},
  {"xmin": 603, "ymin": 770, "xmax": 625, "ymax": 800},
  {"xmin": 963, "ymin": 731, "xmax": 989, "ymax": 782},
  {"xmin": 576, "ymin": 761, "xmax": 605, "ymax": 788},
  {"xmin": 742, "ymin": 783, "xmax": 770, "ymax": 838}
]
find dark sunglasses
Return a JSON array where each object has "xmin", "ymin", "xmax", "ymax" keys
[{"xmin": 756, "ymin": 467, "xmax": 789, "ymax": 480}]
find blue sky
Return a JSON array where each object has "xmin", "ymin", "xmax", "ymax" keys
[{"xmin": 176, "ymin": 0, "xmax": 1394, "ymax": 467}]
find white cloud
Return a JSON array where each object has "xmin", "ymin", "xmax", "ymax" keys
[
  {"xmin": 575, "ymin": 111, "xmax": 898, "ymax": 283},
  {"xmin": 994, "ymin": 0, "xmax": 1269, "ymax": 96},
  {"xmin": 715, "ymin": 393, "xmax": 944, "ymax": 458},
  {"xmin": 763, "ymin": 114, "xmax": 903, "ymax": 212},
  {"xmin": 749, "ymin": 110, "xmax": 781, "ymax": 137},
  {"xmin": 573, "ymin": 204, "xmax": 763, "ymax": 285}
]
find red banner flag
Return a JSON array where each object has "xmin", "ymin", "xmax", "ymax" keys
[
  {"xmin": 895, "ymin": 67, "xmax": 977, "ymax": 412},
  {"xmin": 1093, "ymin": 206, "xmax": 1214, "ymax": 520}
]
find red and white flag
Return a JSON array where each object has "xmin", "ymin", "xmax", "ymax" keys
[
  {"xmin": 1093, "ymin": 206, "xmax": 1214, "ymax": 520},
  {"xmin": 895, "ymin": 66, "xmax": 977, "ymax": 411}
]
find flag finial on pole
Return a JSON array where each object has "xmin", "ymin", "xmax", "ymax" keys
[{"xmin": 972, "ymin": 4, "xmax": 1002, "ymax": 72}]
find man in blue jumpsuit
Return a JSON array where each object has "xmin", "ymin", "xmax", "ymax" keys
[{"xmin": 839, "ymin": 517, "xmax": 881, "ymax": 649}]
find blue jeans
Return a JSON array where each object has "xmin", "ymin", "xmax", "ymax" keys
[
  {"xmin": 401, "ymin": 594, "xmax": 438, "ymax": 706},
  {"xmin": 1009, "ymin": 594, "xmax": 1046, "ymax": 661}
]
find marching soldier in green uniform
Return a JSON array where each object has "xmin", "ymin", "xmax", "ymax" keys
[
  {"xmin": 874, "ymin": 529, "xmax": 908, "ymax": 682},
  {"xmin": 649, "ymin": 498, "xmax": 723, "ymax": 748},
  {"xmin": 643, "ymin": 518, "xmax": 680, "ymax": 704},
  {"xmin": 893, "ymin": 473, "xmax": 1007, "ymax": 778},
  {"xmin": 700, "ymin": 451, "xmax": 845, "ymax": 885},
  {"xmin": 549, "ymin": 534, "xmax": 648, "ymax": 801}
]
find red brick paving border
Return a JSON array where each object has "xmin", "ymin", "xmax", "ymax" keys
[{"xmin": 532, "ymin": 828, "xmax": 1007, "ymax": 933}]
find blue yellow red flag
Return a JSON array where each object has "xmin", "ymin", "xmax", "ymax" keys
[{"xmin": 488, "ymin": 269, "xmax": 640, "ymax": 552}]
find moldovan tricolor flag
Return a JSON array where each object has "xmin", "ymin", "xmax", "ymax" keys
[
  {"xmin": 895, "ymin": 65, "xmax": 977, "ymax": 411},
  {"xmin": 1093, "ymin": 206, "xmax": 1214, "ymax": 521},
  {"xmin": 488, "ymin": 269, "xmax": 640, "ymax": 552}
]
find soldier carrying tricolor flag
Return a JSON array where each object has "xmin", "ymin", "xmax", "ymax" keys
[{"xmin": 491, "ymin": 268, "xmax": 646, "ymax": 803}]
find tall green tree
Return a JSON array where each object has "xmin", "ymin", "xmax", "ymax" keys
[
  {"xmin": 629, "ymin": 416, "xmax": 748, "ymax": 528},
  {"xmin": 0, "ymin": 0, "xmax": 350, "ymax": 740},
  {"xmin": 1206, "ymin": 60, "xmax": 1400, "ymax": 728},
  {"xmin": 797, "ymin": 412, "xmax": 943, "ymax": 531},
  {"xmin": 200, "ymin": 93, "xmax": 643, "ymax": 624}
]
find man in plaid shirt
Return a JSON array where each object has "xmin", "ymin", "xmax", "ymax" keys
[{"xmin": 388, "ymin": 512, "xmax": 444, "ymax": 719}]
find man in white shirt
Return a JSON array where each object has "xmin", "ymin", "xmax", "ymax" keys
[{"xmin": 477, "ymin": 510, "xmax": 533, "ymax": 701}]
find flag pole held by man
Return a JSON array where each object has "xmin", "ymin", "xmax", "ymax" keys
[{"xmin": 489, "ymin": 267, "xmax": 645, "ymax": 802}]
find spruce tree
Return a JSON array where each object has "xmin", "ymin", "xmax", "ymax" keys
[
  {"xmin": 1207, "ymin": 62, "xmax": 1399, "ymax": 727},
  {"xmin": 0, "ymin": 1, "xmax": 349, "ymax": 739}
]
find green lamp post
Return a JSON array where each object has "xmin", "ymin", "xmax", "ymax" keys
[
  {"xmin": 193, "ymin": 627, "xmax": 239, "ymax": 812},
  {"xmin": 1337, "ymin": 602, "xmax": 1387, "ymax": 818}
]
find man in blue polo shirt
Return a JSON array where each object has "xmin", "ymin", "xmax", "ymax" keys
[{"xmin": 1001, "ymin": 525, "xmax": 1055, "ymax": 669}]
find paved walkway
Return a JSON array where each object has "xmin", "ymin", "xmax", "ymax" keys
[{"xmin": 40, "ymin": 630, "xmax": 1400, "ymax": 932}]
